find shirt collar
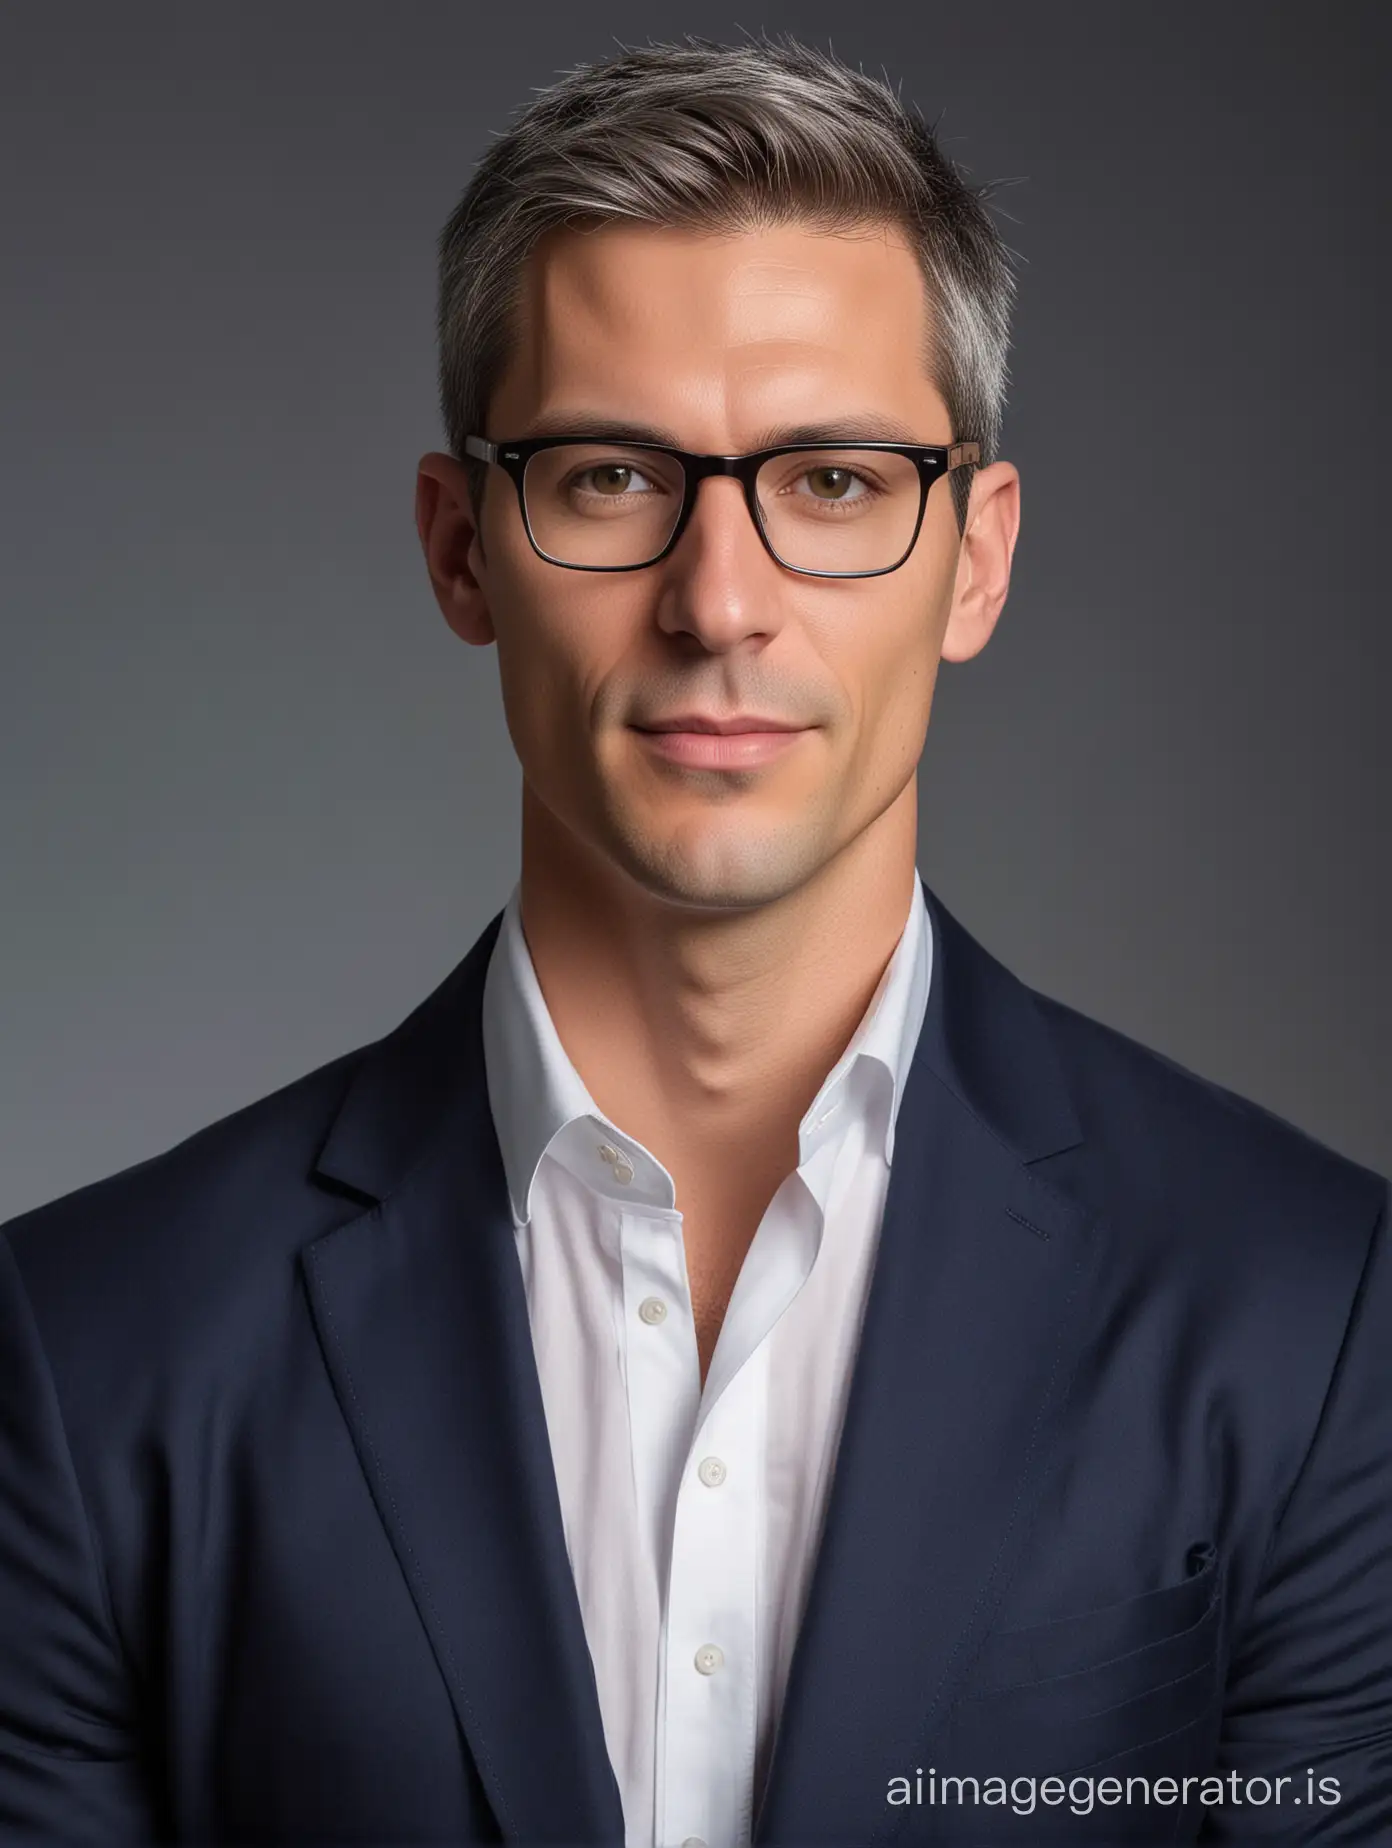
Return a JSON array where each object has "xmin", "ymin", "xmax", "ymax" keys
[{"xmin": 482, "ymin": 874, "xmax": 932, "ymax": 1228}]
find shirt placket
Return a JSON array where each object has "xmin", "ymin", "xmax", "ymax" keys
[
  {"xmin": 615, "ymin": 1188, "xmax": 770, "ymax": 1848},
  {"xmin": 608, "ymin": 1122, "xmax": 836, "ymax": 1848},
  {"xmin": 614, "ymin": 1197, "xmax": 700, "ymax": 1846},
  {"xmin": 659, "ymin": 1343, "xmax": 766, "ymax": 1848}
]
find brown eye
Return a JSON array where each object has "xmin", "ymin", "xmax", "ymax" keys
[
  {"xmin": 589, "ymin": 465, "xmax": 635, "ymax": 495},
  {"xmin": 572, "ymin": 461, "xmax": 660, "ymax": 498},
  {"xmin": 806, "ymin": 467, "xmax": 856, "ymax": 499}
]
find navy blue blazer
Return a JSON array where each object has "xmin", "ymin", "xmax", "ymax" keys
[{"xmin": 1, "ymin": 879, "xmax": 1388, "ymax": 1847}]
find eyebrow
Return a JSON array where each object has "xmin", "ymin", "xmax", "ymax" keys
[{"xmin": 517, "ymin": 412, "xmax": 929, "ymax": 449}]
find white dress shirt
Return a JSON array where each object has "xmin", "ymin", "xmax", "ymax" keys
[{"xmin": 481, "ymin": 874, "xmax": 931, "ymax": 1848}]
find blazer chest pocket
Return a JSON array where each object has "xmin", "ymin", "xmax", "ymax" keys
[{"xmin": 947, "ymin": 1541, "xmax": 1223, "ymax": 1776}]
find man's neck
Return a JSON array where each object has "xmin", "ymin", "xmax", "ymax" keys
[{"xmin": 515, "ymin": 782, "xmax": 920, "ymax": 1175}]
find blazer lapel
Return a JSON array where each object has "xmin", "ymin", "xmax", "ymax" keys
[
  {"xmin": 301, "ymin": 916, "xmax": 625, "ymax": 1845},
  {"xmin": 755, "ymin": 881, "xmax": 1104, "ymax": 1846}
]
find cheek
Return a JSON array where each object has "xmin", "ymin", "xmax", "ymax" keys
[
  {"xmin": 488, "ymin": 581, "xmax": 626, "ymax": 776},
  {"xmin": 825, "ymin": 612, "xmax": 944, "ymax": 812},
  {"xmin": 493, "ymin": 621, "xmax": 582, "ymax": 763},
  {"xmin": 863, "ymin": 652, "xmax": 937, "ymax": 779},
  {"xmin": 837, "ymin": 599, "xmax": 941, "ymax": 744}
]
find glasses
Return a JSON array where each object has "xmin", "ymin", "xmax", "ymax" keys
[{"xmin": 464, "ymin": 433, "xmax": 980, "ymax": 578}]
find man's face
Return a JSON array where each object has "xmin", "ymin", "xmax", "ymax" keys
[{"xmin": 421, "ymin": 218, "xmax": 1017, "ymax": 913}]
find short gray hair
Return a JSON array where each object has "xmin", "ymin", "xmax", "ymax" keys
[{"xmin": 437, "ymin": 34, "xmax": 1020, "ymax": 537}]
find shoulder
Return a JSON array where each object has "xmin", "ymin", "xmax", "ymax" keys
[
  {"xmin": 1028, "ymin": 984, "xmax": 1387, "ymax": 1308},
  {"xmin": 0, "ymin": 914, "xmax": 502, "ymax": 1401},
  {"xmin": 0, "ymin": 1039, "xmax": 374, "ymax": 1362}
]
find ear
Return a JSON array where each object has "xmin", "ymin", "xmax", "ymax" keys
[
  {"xmin": 415, "ymin": 451, "xmax": 496, "ymax": 646},
  {"xmin": 940, "ymin": 460, "xmax": 1021, "ymax": 664}
]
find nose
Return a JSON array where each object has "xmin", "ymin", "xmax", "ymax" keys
[{"xmin": 653, "ymin": 472, "xmax": 787, "ymax": 652}]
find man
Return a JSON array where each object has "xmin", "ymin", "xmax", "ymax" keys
[{"xmin": 1, "ymin": 33, "xmax": 1387, "ymax": 1848}]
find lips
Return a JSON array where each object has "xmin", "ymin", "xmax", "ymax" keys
[
  {"xmin": 635, "ymin": 715, "xmax": 805, "ymax": 735},
  {"xmin": 632, "ymin": 722, "xmax": 809, "ymax": 769}
]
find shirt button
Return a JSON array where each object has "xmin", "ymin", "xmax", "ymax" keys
[
  {"xmin": 597, "ymin": 1141, "xmax": 634, "ymax": 1184},
  {"xmin": 694, "ymin": 1643, "xmax": 724, "ymax": 1675},
  {"xmin": 638, "ymin": 1296, "xmax": 668, "ymax": 1325},
  {"xmin": 696, "ymin": 1455, "xmax": 727, "ymax": 1488}
]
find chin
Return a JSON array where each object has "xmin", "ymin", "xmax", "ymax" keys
[{"xmin": 608, "ymin": 819, "xmax": 830, "ymax": 914}]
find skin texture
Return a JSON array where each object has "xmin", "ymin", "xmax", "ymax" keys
[{"xmin": 417, "ymin": 218, "xmax": 1020, "ymax": 1376}]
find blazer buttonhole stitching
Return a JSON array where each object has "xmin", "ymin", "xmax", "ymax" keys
[{"xmin": 1005, "ymin": 1206, "xmax": 1051, "ymax": 1240}]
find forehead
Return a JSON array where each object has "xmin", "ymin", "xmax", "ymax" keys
[{"xmin": 490, "ymin": 218, "xmax": 946, "ymax": 441}]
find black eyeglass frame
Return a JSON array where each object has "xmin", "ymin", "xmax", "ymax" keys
[{"xmin": 464, "ymin": 433, "xmax": 981, "ymax": 578}]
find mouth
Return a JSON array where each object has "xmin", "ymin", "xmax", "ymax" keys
[{"xmin": 630, "ymin": 720, "xmax": 812, "ymax": 770}]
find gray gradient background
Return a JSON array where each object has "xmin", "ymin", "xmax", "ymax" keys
[{"xmin": 2, "ymin": 1, "xmax": 1387, "ymax": 1223}]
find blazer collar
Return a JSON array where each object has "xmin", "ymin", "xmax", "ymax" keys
[
  {"xmin": 479, "ymin": 870, "xmax": 933, "ymax": 1230},
  {"xmin": 315, "ymin": 874, "xmax": 1081, "ymax": 1210}
]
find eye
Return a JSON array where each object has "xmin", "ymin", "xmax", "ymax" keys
[
  {"xmin": 796, "ymin": 464, "xmax": 870, "ymax": 502},
  {"xmin": 573, "ymin": 462, "xmax": 659, "ymax": 497}
]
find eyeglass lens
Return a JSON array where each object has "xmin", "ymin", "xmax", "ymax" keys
[{"xmin": 521, "ymin": 444, "xmax": 924, "ymax": 573}]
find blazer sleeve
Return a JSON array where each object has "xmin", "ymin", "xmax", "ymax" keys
[
  {"xmin": 1200, "ymin": 1181, "xmax": 1392, "ymax": 1842},
  {"xmin": 0, "ymin": 1230, "xmax": 159, "ymax": 1844}
]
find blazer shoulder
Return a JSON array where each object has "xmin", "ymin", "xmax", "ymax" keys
[
  {"xmin": 0, "ymin": 910, "xmax": 500, "ymax": 1394},
  {"xmin": 0, "ymin": 1037, "xmax": 375, "ymax": 1331},
  {"xmin": 1027, "ymin": 985, "xmax": 1387, "ymax": 1260}
]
